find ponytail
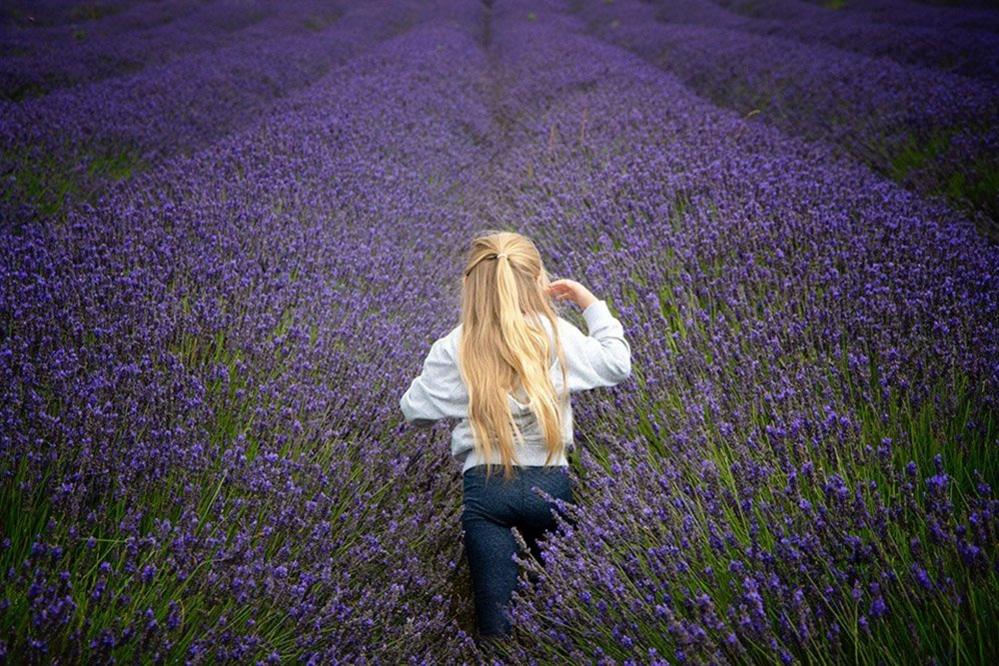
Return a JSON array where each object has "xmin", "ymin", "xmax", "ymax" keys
[{"xmin": 458, "ymin": 232, "xmax": 569, "ymax": 481}]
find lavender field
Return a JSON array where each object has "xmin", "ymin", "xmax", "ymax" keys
[{"xmin": 2, "ymin": 0, "xmax": 998, "ymax": 663}]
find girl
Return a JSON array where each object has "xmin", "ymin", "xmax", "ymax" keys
[{"xmin": 399, "ymin": 230, "xmax": 632, "ymax": 641}]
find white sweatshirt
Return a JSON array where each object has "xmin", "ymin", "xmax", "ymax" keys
[{"xmin": 399, "ymin": 300, "xmax": 632, "ymax": 473}]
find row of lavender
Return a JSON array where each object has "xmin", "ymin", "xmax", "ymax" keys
[
  {"xmin": 461, "ymin": 1, "xmax": 998, "ymax": 663},
  {"xmin": 1, "ymin": 0, "xmax": 503, "ymax": 660},
  {"xmin": 574, "ymin": 0, "xmax": 999, "ymax": 239},
  {"xmin": 4, "ymin": 0, "xmax": 996, "ymax": 235},
  {"xmin": 0, "ymin": 0, "xmax": 422, "ymax": 224},
  {"xmin": 689, "ymin": 0, "xmax": 999, "ymax": 83}
]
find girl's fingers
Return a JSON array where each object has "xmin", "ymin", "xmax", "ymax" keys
[{"xmin": 547, "ymin": 280, "xmax": 581, "ymax": 304}]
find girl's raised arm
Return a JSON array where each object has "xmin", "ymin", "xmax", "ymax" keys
[{"xmin": 557, "ymin": 299, "xmax": 632, "ymax": 392}]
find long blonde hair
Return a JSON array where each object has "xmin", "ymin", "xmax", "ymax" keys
[{"xmin": 458, "ymin": 231, "xmax": 569, "ymax": 481}]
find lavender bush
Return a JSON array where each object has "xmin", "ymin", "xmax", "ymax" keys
[{"xmin": 2, "ymin": 0, "xmax": 997, "ymax": 663}]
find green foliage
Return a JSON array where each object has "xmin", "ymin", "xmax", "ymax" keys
[
  {"xmin": 1, "ymin": 143, "xmax": 147, "ymax": 221},
  {"xmin": 888, "ymin": 127, "xmax": 999, "ymax": 236}
]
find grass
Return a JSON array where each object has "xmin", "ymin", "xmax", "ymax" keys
[
  {"xmin": 302, "ymin": 9, "xmax": 343, "ymax": 32},
  {"xmin": 887, "ymin": 131, "xmax": 954, "ymax": 183},
  {"xmin": 886, "ymin": 125, "xmax": 999, "ymax": 237},
  {"xmin": 67, "ymin": 2, "xmax": 122, "ymax": 23},
  {"xmin": 943, "ymin": 158, "xmax": 999, "ymax": 231},
  {"xmin": 2, "ymin": 143, "xmax": 147, "ymax": 223}
]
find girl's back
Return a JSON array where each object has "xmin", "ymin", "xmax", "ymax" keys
[{"xmin": 397, "ymin": 230, "xmax": 631, "ymax": 644}]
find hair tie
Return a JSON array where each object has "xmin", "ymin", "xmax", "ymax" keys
[{"xmin": 464, "ymin": 251, "xmax": 509, "ymax": 277}]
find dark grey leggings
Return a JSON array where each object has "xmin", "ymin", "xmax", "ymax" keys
[{"xmin": 461, "ymin": 464, "xmax": 576, "ymax": 639}]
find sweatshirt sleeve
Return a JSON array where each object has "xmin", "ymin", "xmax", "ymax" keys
[
  {"xmin": 399, "ymin": 333, "xmax": 469, "ymax": 426},
  {"xmin": 558, "ymin": 299, "xmax": 632, "ymax": 392}
]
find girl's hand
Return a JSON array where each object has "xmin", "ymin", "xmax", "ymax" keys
[{"xmin": 546, "ymin": 279, "xmax": 598, "ymax": 310}]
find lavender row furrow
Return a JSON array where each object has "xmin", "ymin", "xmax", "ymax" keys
[
  {"xmin": 651, "ymin": 0, "xmax": 999, "ymax": 83},
  {"xmin": 0, "ymin": 0, "xmax": 149, "ymax": 28},
  {"xmin": 797, "ymin": 0, "xmax": 999, "ymax": 33},
  {"xmin": 1, "ymin": 0, "xmax": 345, "ymax": 100},
  {"xmin": 575, "ymin": 0, "xmax": 999, "ymax": 238},
  {"xmin": 0, "ymin": 0, "xmax": 425, "ymax": 225}
]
